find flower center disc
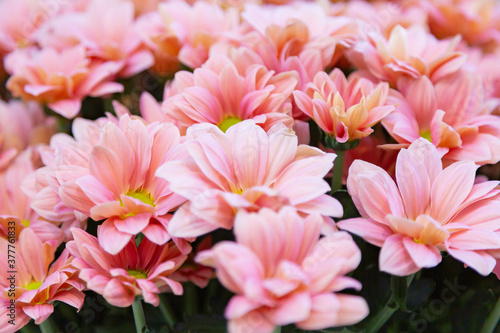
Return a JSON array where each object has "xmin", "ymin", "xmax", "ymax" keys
[{"xmin": 218, "ymin": 116, "xmax": 242, "ymax": 133}]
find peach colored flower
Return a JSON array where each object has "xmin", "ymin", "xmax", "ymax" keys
[
  {"xmin": 170, "ymin": 236, "xmax": 214, "ymax": 289},
  {"xmin": 0, "ymin": 152, "xmax": 64, "ymax": 243},
  {"xmin": 0, "ymin": 229, "xmax": 85, "ymax": 333},
  {"xmin": 67, "ymin": 228, "xmax": 187, "ymax": 307},
  {"xmin": 338, "ymin": 138, "xmax": 500, "ymax": 276},
  {"xmin": 382, "ymin": 70, "xmax": 500, "ymax": 165},
  {"xmin": 347, "ymin": 24, "xmax": 467, "ymax": 86},
  {"xmin": 157, "ymin": 0, "xmax": 240, "ymax": 69},
  {"xmin": 156, "ymin": 120, "xmax": 343, "ymax": 238},
  {"xmin": 5, "ymin": 46, "xmax": 123, "ymax": 118},
  {"xmin": 0, "ymin": 100, "xmax": 56, "ymax": 171},
  {"xmin": 425, "ymin": 0, "xmax": 500, "ymax": 51},
  {"xmin": 57, "ymin": 115, "xmax": 188, "ymax": 254},
  {"xmin": 293, "ymin": 68, "xmax": 395, "ymax": 143},
  {"xmin": 163, "ymin": 55, "xmax": 298, "ymax": 134},
  {"xmin": 196, "ymin": 207, "xmax": 368, "ymax": 333}
]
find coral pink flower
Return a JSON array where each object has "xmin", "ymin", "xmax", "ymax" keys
[
  {"xmin": 0, "ymin": 100, "xmax": 56, "ymax": 171},
  {"xmin": 382, "ymin": 70, "xmax": 500, "ymax": 165},
  {"xmin": 196, "ymin": 207, "xmax": 368, "ymax": 333},
  {"xmin": 347, "ymin": 24, "xmax": 467, "ymax": 86},
  {"xmin": 293, "ymin": 68, "xmax": 395, "ymax": 143},
  {"xmin": 170, "ymin": 236, "xmax": 214, "ymax": 288},
  {"xmin": 67, "ymin": 228, "xmax": 187, "ymax": 307},
  {"xmin": 57, "ymin": 115, "xmax": 188, "ymax": 254},
  {"xmin": 163, "ymin": 55, "xmax": 298, "ymax": 134},
  {"xmin": 156, "ymin": 120, "xmax": 343, "ymax": 238},
  {"xmin": 338, "ymin": 138, "xmax": 500, "ymax": 276},
  {"xmin": 425, "ymin": 0, "xmax": 500, "ymax": 51},
  {"xmin": 0, "ymin": 152, "xmax": 64, "ymax": 243},
  {"xmin": 5, "ymin": 46, "xmax": 123, "ymax": 118},
  {"xmin": 156, "ymin": 1, "xmax": 240, "ymax": 69},
  {"xmin": 0, "ymin": 229, "xmax": 85, "ymax": 333}
]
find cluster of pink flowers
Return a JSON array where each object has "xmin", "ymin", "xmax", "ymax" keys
[{"xmin": 1, "ymin": 0, "xmax": 500, "ymax": 332}]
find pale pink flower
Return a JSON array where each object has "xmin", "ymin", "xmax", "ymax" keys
[
  {"xmin": 0, "ymin": 229, "xmax": 85, "ymax": 333},
  {"xmin": 382, "ymin": 70, "xmax": 500, "ymax": 165},
  {"xmin": 0, "ymin": 152, "xmax": 64, "ymax": 243},
  {"xmin": 338, "ymin": 138, "xmax": 500, "ymax": 276},
  {"xmin": 5, "ymin": 46, "xmax": 123, "ymax": 118},
  {"xmin": 0, "ymin": 100, "xmax": 56, "ymax": 171},
  {"xmin": 57, "ymin": 115, "xmax": 188, "ymax": 254},
  {"xmin": 157, "ymin": 1, "xmax": 240, "ymax": 69},
  {"xmin": 347, "ymin": 24, "xmax": 467, "ymax": 86},
  {"xmin": 196, "ymin": 207, "xmax": 368, "ymax": 333},
  {"xmin": 67, "ymin": 228, "xmax": 187, "ymax": 307},
  {"xmin": 293, "ymin": 68, "xmax": 395, "ymax": 143},
  {"xmin": 424, "ymin": 0, "xmax": 500, "ymax": 51},
  {"xmin": 112, "ymin": 91, "xmax": 173, "ymax": 125},
  {"xmin": 156, "ymin": 120, "xmax": 343, "ymax": 238},
  {"xmin": 170, "ymin": 236, "xmax": 214, "ymax": 289},
  {"xmin": 241, "ymin": 2, "xmax": 358, "ymax": 70},
  {"xmin": 163, "ymin": 55, "xmax": 298, "ymax": 134}
]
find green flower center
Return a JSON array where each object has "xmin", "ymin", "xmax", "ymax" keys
[
  {"xmin": 420, "ymin": 130, "xmax": 432, "ymax": 142},
  {"xmin": 25, "ymin": 281, "xmax": 42, "ymax": 290},
  {"xmin": 126, "ymin": 190, "xmax": 155, "ymax": 207},
  {"xmin": 218, "ymin": 116, "xmax": 242, "ymax": 133},
  {"xmin": 127, "ymin": 270, "xmax": 148, "ymax": 279}
]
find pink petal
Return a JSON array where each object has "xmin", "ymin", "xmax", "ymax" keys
[
  {"xmin": 379, "ymin": 234, "xmax": 420, "ymax": 276},
  {"xmin": 97, "ymin": 220, "xmax": 133, "ymax": 255},
  {"xmin": 167, "ymin": 204, "xmax": 219, "ymax": 238},
  {"xmin": 22, "ymin": 304, "xmax": 54, "ymax": 325},
  {"xmin": 402, "ymin": 237, "xmax": 441, "ymax": 268},
  {"xmin": 113, "ymin": 212, "xmax": 152, "ymax": 235},
  {"xmin": 337, "ymin": 218, "xmax": 393, "ymax": 247},
  {"xmin": 269, "ymin": 292, "xmax": 311, "ymax": 326}
]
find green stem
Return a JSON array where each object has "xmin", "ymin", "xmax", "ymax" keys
[
  {"xmin": 272, "ymin": 326, "xmax": 281, "ymax": 333},
  {"xmin": 159, "ymin": 293, "xmax": 176, "ymax": 330},
  {"xmin": 21, "ymin": 323, "xmax": 38, "ymax": 333},
  {"xmin": 331, "ymin": 149, "xmax": 345, "ymax": 194},
  {"xmin": 480, "ymin": 295, "xmax": 500, "ymax": 333},
  {"xmin": 364, "ymin": 301, "xmax": 398, "ymax": 333},
  {"xmin": 132, "ymin": 297, "xmax": 149, "ymax": 333},
  {"xmin": 39, "ymin": 316, "xmax": 59, "ymax": 333},
  {"xmin": 184, "ymin": 282, "xmax": 198, "ymax": 316}
]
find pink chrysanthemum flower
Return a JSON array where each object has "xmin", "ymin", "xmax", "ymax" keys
[
  {"xmin": 425, "ymin": 0, "xmax": 500, "ymax": 51},
  {"xmin": 196, "ymin": 207, "xmax": 369, "ymax": 333},
  {"xmin": 347, "ymin": 24, "xmax": 467, "ymax": 86},
  {"xmin": 382, "ymin": 70, "xmax": 500, "ymax": 165},
  {"xmin": 0, "ymin": 229, "xmax": 85, "ymax": 333},
  {"xmin": 156, "ymin": 120, "xmax": 343, "ymax": 238},
  {"xmin": 338, "ymin": 138, "xmax": 500, "ymax": 276},
  {"xmin": 67, "ymin": 228, "xmax": 187, "ymax": 307},
  {"xmin": 0, "ymin": 100, "xmax": 56, "ymax": 171},
  {"xmin": 163, "ymin": 55, "xmax": 298, "ymax": 134},
  {"xmin": 0, "ymin": 152, "xmax": 64, "ymax": 243},
  {"xmin": 58, "ymin": 115, "xmax": 188, "ymax": 254},
  {"xmin": 5, "ymin": 46, "xmax": 123, "ymax": 118},
  {"xmin": 293, "ymin": 68, "xmax": 395, "ymax": 143}
]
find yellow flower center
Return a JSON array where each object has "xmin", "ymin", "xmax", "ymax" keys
[
  {"xmin": 21, "ymin": 219, "xmax": 30, "ymax": 228},
  {"xmin": 125, "ymin": 190, "xmax": 155, "ymax": 207},
  {"xmin": 25, "ymin": 281, "xmax": 42, "ymax": 291},
  {"xmin": 127, "ymin": 270, "xmax": 148, "ymax": 280},
  {"xmin": 218, "ymin": 116, "xmax": 242, "ymax": 133},
  {"xmin": 420, "ymin": 130, "xmax": 432, "ymax": 142}
]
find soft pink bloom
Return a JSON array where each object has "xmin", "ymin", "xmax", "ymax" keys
[
  {"xmin": 241, "ymin": 2, "xmax": 358, "ymax": 70},
  {"xmin": 0, "ymin": 100, "xmax": 56, "ymax": 171},
  {"xmin": 196, "ymin": 207, "xmax": 368, "ymax": 333},
  {"xmin": 5, "ymin": 46, "xmax": 123, "ymax": 118},
  {"xmin": 424, "ymin": 0, "xmax": 500, "ymax": 51},
  {"xmin": 347, "ymin": 24, "xmax": 467, "ymax": 86},
  {"xmin": 382, "ymin": 70, "xmax": 500, "ymax": 165},
  {"xmin": 156, "ymin": 120, "xmax": 343, "ymax": 238},
  {"xmin": 0, "ymin": 229, "xmax": 85, "ymax": 333},
  {"xmin": 338, "ymin": 138, "xmax": 500, "ymax": 276},
  {"xmin": 170, "ymin": 236, "xmax": 214, "ymax": 289},
  {"xmin": 0, "ymin": 152, "xmax": 64, "ymax": 243},
  {"xmin": 156, "ymin": 1, "xmax": 241, "ymax": 69},
  {"xmin": 163, "ymin": 55, "xmax": 298, "ymax": 134},
  {"xmin": 112, "ymin": 91, "xmax": 173, "ymax": 125},
  {"xmin": 293, "ymin": 68, "xmax": 395, "ymax": 143},
  {"xmin": 56, "ymin": 115, "xmax": 188, "ymax": 254},
  {"xmin": 67, "ymin": 228, "xmax": 187, "ymax": 307}
]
